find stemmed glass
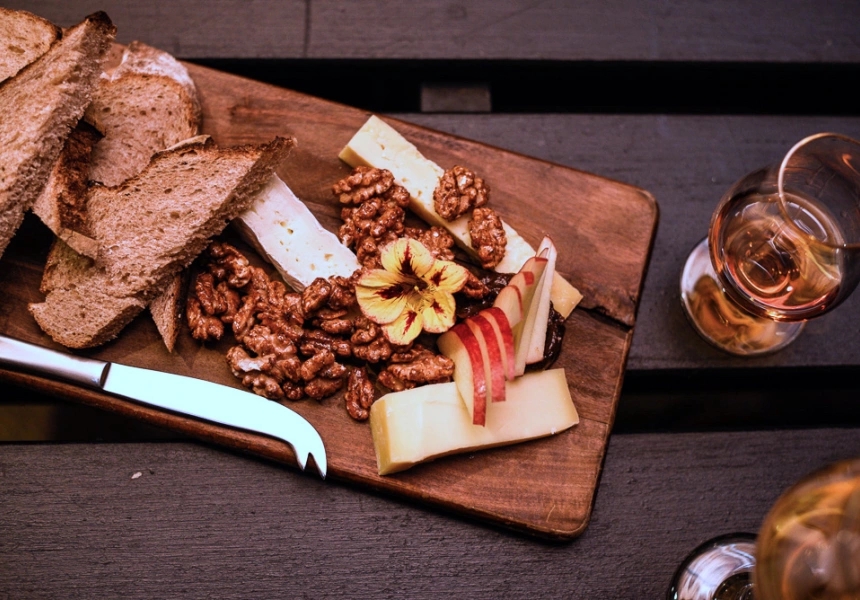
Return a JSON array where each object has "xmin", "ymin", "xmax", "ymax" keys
[
  {"xmin": 667, "ymin": 459, "xmax": 860, "ymax": 600},
  {"xmin": 681, "ymin": 133, "xmax": 860, "ymax": 355}
]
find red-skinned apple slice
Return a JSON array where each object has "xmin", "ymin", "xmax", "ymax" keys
[
  {"xmin": 492, "ymin": 284, "xmax": 523, "ymax": 329},
  {"xmin": 494, "ymin": 254, "xmax": 548, "ymax": 376},
  {"xmin": 465, "ymin": 314, "xmax": 506, "ymax": 403},
  {"xmin": 511, "ymin": 243, "xmax": 554, "ymax": 375},
  {"xmin": 525, "ymin": 237, "xmax": 558, "ymax": 365},
  {"xmin": 479, "ymin": 307, "xmax": 516, "ymax": 381},
  {"xmin": 437, "ymin": 323, "xmax": 488, "ymax": 425}
]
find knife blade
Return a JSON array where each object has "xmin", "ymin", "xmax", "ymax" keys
[{"xmin": 0, "ymin": 335, "xmax": 327, "ymax": 479}]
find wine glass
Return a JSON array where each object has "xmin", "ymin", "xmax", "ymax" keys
[
  {"xmin": 681, "ymin": 133, "xmax": 860, "ymax": 356},
  {"xmin": 666, "ymin": 458, "xmax": 860, "ymax": 600}
]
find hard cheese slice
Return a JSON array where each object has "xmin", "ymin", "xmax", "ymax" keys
[
  {"xmin": 339, "ymin": 115, "xmax": 583, "ymax": 318},
  {"xmin": 235, "ymin": 175, "xmax": 360, "ymax": 290},
  {"xmin": 370, "ymin": 369, "xmax": 579, "ymax": 475}
]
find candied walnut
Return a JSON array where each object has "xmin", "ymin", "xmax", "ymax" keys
[
  {"xmin": 376, "ymin": 369, "xmax": 406, "ymax": 392},
  {"xmin": 461, "ymin": 271, "xmax": 490, "ymax": 300},
  {"xmin": 241, "ymin": 372, "xmax": 285, "ymax": 400},
  {"xmin": 320, "ymin": 362, "xmax": 349, "ymax": 380},
  {"xmin": 227, "ymin": 347, "xmax": 285, "ymax": 401},
  {"xmin": 355, "ymin": 236, "xmax": 383, "ymax": 268},
  {"xmin": 272, "ymin": 354, "xmax": 303, "ymax": 384},
  {"xmin": 300, "ymin": 329, "xmax": 352, "ymax": 358},
  {"xmin": 335, "ymin": 168, "xmax": 410, "ymax": 268},
  {"xmin": 282, "ymin": 381, "xmax": 305, "ymax": 401},
  {"xmin": 300, "ymin": 349, "xmax": 335, "ymax": 381},
  {"xmin": 351, "ymin": 316, "xmax": 392, "ymax": 363},
  {"xmin": 318, "ymin": 317, "xmax": 354, "ymax": 335},
  {"xmin": 194, "ymin": 273, "xmax": 239, "ymax": 317},
  {"xmin": 404, "ymin": 226, "xmax": 456, "ymax": 262},
  {"xmin": 468, "ymin": 207, "xmax": 507, "ymax": 269},
  {"xmin": 187, "ymin": 296, "xmax": 224, "ymax": 341},
  {"xmin": 334, "ymin": 166, "xmax": 395, "ymax": 206},
  {"xmin": 345, "ymin": 367, "xmax": 376, "ymax": 421},
  {"xmin": 434, "ymin": 165, "xmax": 490, "ymax": 221},
  {"xmin": 378, "ymin": 345, "xmax": 454, "ymax": 391},
  {"xmin": 304, "ymin": 377, "xmax": 344, "ymax": 400},
  {"xmin": 327, "ymin": 270, "xmax": 361, "ymax": 310},
  {"xmin": 302, "ymin": 278, "xmax": 332, "ymax": 315},
  {"xmin": 207, "ymin": 242, "xmax": 253, "ymax": 289},
  {"xmin": 187, "ymin": 272, "xmax": 242, "ymax": 341},
  {"xmin": 227, "ymin": 344, "xmax": 269, "ymax": 375}
]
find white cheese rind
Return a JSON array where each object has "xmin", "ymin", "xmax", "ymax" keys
[
  {"xmin": 370, "ymin": 369, "xmax": 579, "ymax": 475},
  {"xmin": 339, "ymin": 115, "xmax": 582, "ymax": 317},
  {"xmin": 236, "ymin": 176, "xmax": 360, "ymax": 291}
]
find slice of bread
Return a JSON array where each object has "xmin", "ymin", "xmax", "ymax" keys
[
  {"xmin": 147, "ymin": 273, "xmax": 187, "ymax": 352},
  {"xmin": 0, "ymin": 7, "xmax": 60, "ymax": 83},
  {"xmin": 30, "ymin": 135, "xmax": 295, "ymax": 349},
  {"xmin": 31, "ymin": 123, "xmax": 103, "ymax": 258},
  {"xmin": 0, "ymin": 11, "xmax": 115, "ymax": 260},
  {"xmin": 37, "ymin": 238, "xmax": 148, "ymax": 349},
  {"xmin": 33, "ymin": 41, "xmax": 202, "ymax": 255},
  {"xmin": 32, "ymin": 40, "xmax": 202, "ymax": 351},
  {"xmin": 86, "ymin": 40, "xmax": 203, "ymax": 188}
]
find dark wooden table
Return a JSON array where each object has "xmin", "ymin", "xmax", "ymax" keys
[{"xmin": 3, "ymin": 2, "xmax": 860, "ymax": 598}]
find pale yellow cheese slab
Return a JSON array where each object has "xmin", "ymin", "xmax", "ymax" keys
[
  {"xmin": 339, "ymin": 115, "xmax": 583, "ymax": 318},
  {"xmin": 370, "ymin": 369, "xmax": 579, "ymax": 475}
]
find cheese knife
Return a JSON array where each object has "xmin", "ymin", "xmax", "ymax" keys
[{"xmin": 0, "ymin": 334, "xmax": 327, "ymax": 479}]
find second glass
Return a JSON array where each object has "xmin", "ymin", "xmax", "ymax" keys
[{"xmin": 681, "ymin": 133, "xmax": 860, "ymax": 356}]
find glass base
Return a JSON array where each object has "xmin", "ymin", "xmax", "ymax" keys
[
  {"xmin": 680, "ymin": 238, "xmax": 805, "ymax": 356},
  {"xmin": 667, "ymin": 533, "xmax": 757, "ymax": 600}
]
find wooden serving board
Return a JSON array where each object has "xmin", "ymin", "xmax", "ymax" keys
[{"xmin": 0, "ymin": 61, "xmax": 657, "ymax": 540}]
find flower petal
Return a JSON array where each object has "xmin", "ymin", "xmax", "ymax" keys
[
  {"xmin": 421, "ymin": 292, "xmax": 457, "ymax": 333},
  {"xmin": 423, "ymin": 260, "xmax": 470, "ymax": 293},
  {"xmin": 383, "ymin": 307, "xmax": 424, "ymax": 345},
  {"xmin": 357, "ymin": 268, "xmax": 404, "ymax": 289},
  {"xmin": 381, "ymin": 237, "xmax": 435, "ymax": 279},
  {"xmin": 356, "ymin": 273, "xmax": 409, "ymax": 324}
]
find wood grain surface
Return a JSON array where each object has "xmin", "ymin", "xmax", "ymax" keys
[
  {"xmin": 0, "ymin": 62, "xmax": 656, "ymax": 538},
  {"xmin": 2, "ymin": 428, "xmax": 859, "ymax": 599},
  {"xmin": 6, "ymin": 0, "xmax": 859, "ymax": 63}
]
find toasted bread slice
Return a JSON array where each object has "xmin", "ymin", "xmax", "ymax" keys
[
  {"xmin": 33, "ymin": 41, "xmax": 202, "ymax": 350},
  {"xmin": 0, "ymin": 12, "xmax": 115, "ymax": 260},
  {"xmin": 30, "ymin": 136, "xmax": 295, "ymax": 349},
  {"xmin": 0, "ymin": 7, "xmax": 60, "ymax": 83}
]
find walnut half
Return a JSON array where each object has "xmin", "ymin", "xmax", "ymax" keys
[{"xmin": 434, "ymin": 165, "xmax": 489, "ymax": 221}]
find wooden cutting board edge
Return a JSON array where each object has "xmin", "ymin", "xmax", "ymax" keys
[{"xmin": 1, "ymin": 364, "xmax": 611, "ymax": 541}]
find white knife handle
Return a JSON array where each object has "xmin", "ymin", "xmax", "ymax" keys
[{"xmin": 0, "ymin": 335, "xmax": 109, "ymax": 389}]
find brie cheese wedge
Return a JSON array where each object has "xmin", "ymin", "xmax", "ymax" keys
[{"xmin": 236, "ymin": 176, "xmax": 360, "ymax": 290}]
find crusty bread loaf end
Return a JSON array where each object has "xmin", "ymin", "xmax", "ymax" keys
[{"xmin": 0, "ymin": 11, "xmax": 115, "ymax": 259}]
